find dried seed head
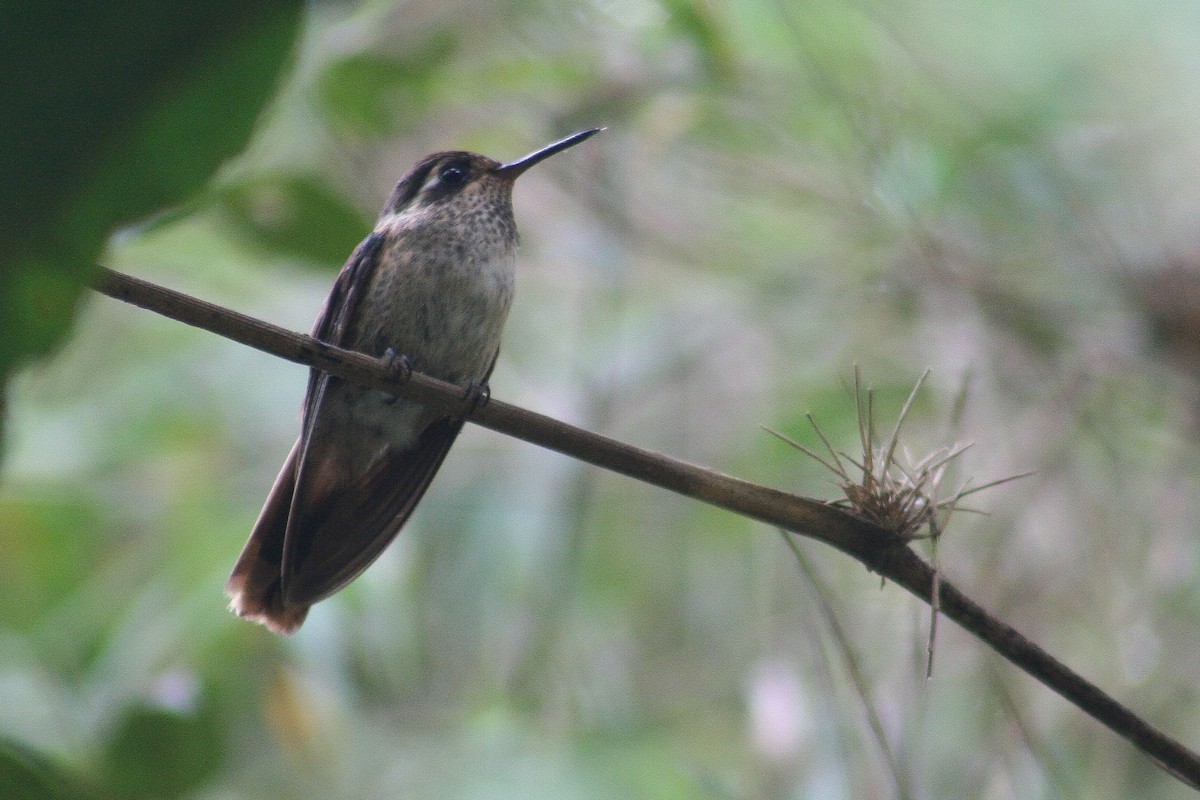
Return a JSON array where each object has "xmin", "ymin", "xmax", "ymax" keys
[
  {"xmin": 767, "ymin": 367, "xmax": 1031, "ymax": 541},
  {"xmin": 768, "ymin": 367, "xmax": 1032, "ymax": 678}
]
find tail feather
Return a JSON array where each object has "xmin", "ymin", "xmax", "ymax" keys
[
  {"xmin": 226, "ymin": 439, "xmax": 310, "ymax": 635},
  {"xmin": 227, "ymin": 416, "xmax": 465, "ymax": 634}
]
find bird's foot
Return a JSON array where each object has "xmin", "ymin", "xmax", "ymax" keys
[
  {"xmin": 461, "ymin": 380, "xmax": 491, "ymax": 415},
  {"xmin": 381, "ymin": 348, "xmax": 413, "ymax": 404}
]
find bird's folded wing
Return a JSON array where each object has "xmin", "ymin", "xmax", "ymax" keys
[{"xmin": 279, "ymin": 415, "xmax": 465, "ymax": 606}]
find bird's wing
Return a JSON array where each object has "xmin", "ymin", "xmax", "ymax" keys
[
  {"xmin": 225, "ymin": 231, "xmax": 387, "ymax": 633},
  {"xmin": 275, "ymin": 233, "xmax": 500, "ymax": 606},
  {"xmin": 301, "ymin": 230, "xmax": 387, "ymax": 427},
  {"xmin": 279, "ymin": 414, "xmax": 467, "ymax": 605}
]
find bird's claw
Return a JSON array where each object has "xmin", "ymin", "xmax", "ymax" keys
[
  {"xmin": 381, "ymin": 348, "xmax": 413, "ymax": 404},
  {"xmin": 383, "ymin": 348, "xmax": 414, "ymax": 382},
  {"xmin": 461, "ymin": 381, "xmax": 491, "ymax": 415}
]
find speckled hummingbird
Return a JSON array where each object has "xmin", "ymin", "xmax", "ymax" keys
[{"xmin": 226, "ymin": 128, "xmax": 603, "ymax": 634}]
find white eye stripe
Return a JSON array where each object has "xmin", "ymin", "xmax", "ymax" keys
[
  {"xmin": 420, "ymin": 171, "xmax": 444, "ymax": 193},
  {"xmin": 421, "ymin": 162, "xmax": 471, "ymax": 196}
]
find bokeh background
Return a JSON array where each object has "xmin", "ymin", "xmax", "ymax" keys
[{"xmin": 4, "ymin": 1, "xmax": 1200, "ymax": 798}]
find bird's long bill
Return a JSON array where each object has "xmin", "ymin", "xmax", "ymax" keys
[{"xmin": 495, "ymin": 127, "xmax": 604, "ymax": 178}]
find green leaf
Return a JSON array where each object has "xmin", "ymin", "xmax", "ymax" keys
[
  {"xmin": 0, "ymin": 739, "xmax": 100, "ymax": 800},
  {"xmin": 0, "ymin": 1, "xmax": 303, "ymax": 448},
  {"xmin": 216, "ymin": 173, "xmax": 372, "ymax": 267},
  {"xmin": 316, "ymin": 31, "xmax": 459, "ymax": 136},
  {"xmin": 102, "ymin": 703, "xmax": 223, "ymax": 800},
  {"xmin": 0, "ymin": 493, "xmax": 106, "ymax": 631}
]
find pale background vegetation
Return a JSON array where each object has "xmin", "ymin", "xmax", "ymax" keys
[{"xmin": 3, "ymin": 1, "xmax": 1200, "ymax": 798}]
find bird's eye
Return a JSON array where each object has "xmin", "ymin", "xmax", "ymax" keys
[{"xmin": 439, "ymin": 163, "xmax": 468, "ymax": 185}]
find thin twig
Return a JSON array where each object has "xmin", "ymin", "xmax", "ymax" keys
[
  {"xmin": 89, "ymin": 265, "xmax": 1200, "ymax": 790},
  {"xmin": 780, "ymin": 531, "xmax": 912, "ymax": 799},
  {"xmin": 926, "ymin": 521, "xmax": 941, "ymax": 680}
]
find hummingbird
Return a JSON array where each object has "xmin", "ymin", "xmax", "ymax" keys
[{"xmin": 226, "ymin": 128, "xmax": 603, "ymax": 634}]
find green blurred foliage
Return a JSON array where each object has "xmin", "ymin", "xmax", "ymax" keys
[
  {"xmin": 0, "ymin": 738, "xmax": 101, "ymax": 800},
  {"xmin": 0, "ymin": 0, "xmax": 302, "ymax": 448},
  {"xmin": 215, "ymin": 173, "xmax": 371, "ymax": 266},
  {"xmin": 3, "ymin": 0, "xmax": 1200, "ymax": 798},
  {"xmin": 102, "ymin": 702, "xmax": 223, "ymax": 800},
  {"xmin": 316, "ymin": 31, "xmax": 460, "ymax": 136}
]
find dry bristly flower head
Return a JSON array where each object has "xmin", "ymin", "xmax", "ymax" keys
[
  {"xmin": 769, "ymin": 367, "xmax": 1032, "ymax": 677},
  {"xmin": 768, "ymin": 367, "xmax": 1031, "ymax": 541}
]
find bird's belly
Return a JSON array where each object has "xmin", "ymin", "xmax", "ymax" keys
[
  {"xmin": 355, "ymin": 253, "xmax": 514, "ymax": 384},
  {"xmin": 315, "ymin": 253, "xmax": 514, "ymax": 459},
  {"xmin": 321, "ymin": 387, "xmax": 429, "ymax": 452}
]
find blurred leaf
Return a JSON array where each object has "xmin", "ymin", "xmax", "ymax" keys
[
  {"xmin": 0, "ymin": 261, "xmax": 89, "ymax": 395},
  {"xmin": 102, "ymin": 703, "xmax": 222, "ymax": 800},
  {"xmin": 0, "ymin": 738, "xmax": 100, "ymax": 800},
  {"xmin": 0, "ymin": 493, "xmax": 106, "ymax": 630},
  {"xmin": 315, "ymin": 31, "xmax": 458, "ymax": 136},
  {"xmin": 0, "ymin": 0, "xmax": 303, "ymax": 449},
  {"xmin": 217, "ymin": 174, "xmax": 371, "ymax": 267},
  {"xmin": 662, "ymin": 0, "xmax": 734, "ymax": 81},
  {"xmin": 974, "ymin": 282, "xmax": 1067, "ymax": 354}
]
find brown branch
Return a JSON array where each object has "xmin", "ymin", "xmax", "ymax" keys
[
  {"xmin": 90, "ymin": 267, "xmax": 898, "ymax": 559},
  {"xmin": 90, "ymin": 265, "xmax": 1200, "ymax": 790}
]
